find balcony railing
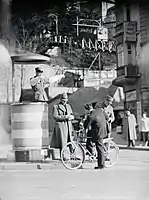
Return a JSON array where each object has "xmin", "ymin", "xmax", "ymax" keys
[
  {"xmin": 115, "ymin": 21, "xmax": 137, "ymax": 42},
  {"xmin": 117, "ymin": 64, "xmax": 140, "ymax": 78}
]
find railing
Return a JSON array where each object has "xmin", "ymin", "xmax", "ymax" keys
[
  {"xmin": 44, "ymin": 34, "xmax": 116, "ymax": 52},
  {"xmin": 117, "ymin": 65, "xmax": 140, "ymax": 78},
  {"xmin": 117, "ymin": 66, "xmax": 125, "ymax": 77},
  {"xmin": 115, "ymin": 21, "xmax": 137, "ymax": 42}
]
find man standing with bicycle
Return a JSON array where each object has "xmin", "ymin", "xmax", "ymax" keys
[{"xmin": 87, "ymin": 106, "xmax": 107, "ymax": 169}]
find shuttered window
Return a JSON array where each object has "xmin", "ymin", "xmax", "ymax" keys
[
  {"xmin": 117, "ymin": 44, "xmax": 124, "ymax": 67},
  {"xmin": 140, "ymin": 5, "xmax": 148, "ymax": 44}
]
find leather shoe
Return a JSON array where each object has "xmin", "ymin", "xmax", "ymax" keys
[{"xmin": 94, "ymin": 166, "xmax": 104, "ymax": 169}]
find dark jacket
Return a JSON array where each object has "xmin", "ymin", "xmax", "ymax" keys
[
  {"xmin": 87, "ymin": 108, "xmax": 107, "ymax": 142},
  {"xmin": 84, "ymin": 112, "xmax": 93, "ymax": 137}
]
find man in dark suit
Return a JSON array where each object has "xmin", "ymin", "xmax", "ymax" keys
[{"xmin": 87, "ymin": 107, "xmax": 107, "ymax": 169}]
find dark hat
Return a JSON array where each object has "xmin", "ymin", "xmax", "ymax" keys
[
  {"xmin": 84, "ymin": 103, "xmax": 93, "ymax": 111},
  {"xmin": 125, "ymin": 107, "xmax": 131, "ymax": 111},
  {"xmin": 61, "ymin": 92, "xmax": 68, "ymax": 100},
  {"xmin": 106, "ymin": 95, "xmax": 113, "ymax": 102},
  {"xmin": 35, "ymin": 67, "xmax": 43, "ymax": 73},
  {"xmin": 92, "ymin": 102, "xmax": 98, "ymax": 109}
]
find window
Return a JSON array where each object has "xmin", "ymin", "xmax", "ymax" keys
[
  {"xmin": 126, "ymin": 5, "xmax": 130, "ymax": 21},
  {"xmin": 117, "ymin": 44, "xmax": 124, "ymax": 67},
  {"xmin": 127, "ymin": 43, "xmax": 132, "ymax": 64},
  {"xmin": 141, "ymin": 90, "xmax": 149, "ymax": 115},
  {"xmin": 127, "ymin": 43, "xmax": 136, "ymax": 65},
  {"xmin": 140, "ymin": 5, "xmax": 148, "ymax": 44}
]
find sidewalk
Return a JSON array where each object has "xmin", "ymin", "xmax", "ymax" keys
[
  {"xmin": 0, "ymin": 144, "xmax": 149, "ymax": 171},
  {"xmin": 112, "ymin": 128, "xmax": 149, "ymax": 151}
]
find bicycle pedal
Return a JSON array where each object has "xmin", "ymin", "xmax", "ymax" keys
[
  {"xmin": 105, "ymin": 158, "xmax": 110, "ymax": 161},
  {"xmin": 89, "ymin": 156, "xmax": 95, "ymax": 162}
]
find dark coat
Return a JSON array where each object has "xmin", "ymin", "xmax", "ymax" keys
[
  {"xmin": 87, "ymin": 108, "xmax": 107, "ymax": 142},
  {"xmin": 50, "ymin": 103, "xmax": 74, "ymax": 149},
  {"xmin": 84, "ymin": 112, "xmax": 93, "ymax": 137}
]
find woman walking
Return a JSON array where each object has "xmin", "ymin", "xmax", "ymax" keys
[
  {"xmin": 122, "ymin": 108, "xmax": 137, "ymax": 147},
  {"xmin": 140, "ymin": 111, "xmax": 149, "ymax": 146}
]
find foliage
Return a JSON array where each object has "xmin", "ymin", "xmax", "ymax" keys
[
  {"xmin": 12, "ymin": 0, "xmax": 116, "ymax": 70},
  {"xmin": 12, "ymin": 9, "xmax": 59, "ymax": 52}
]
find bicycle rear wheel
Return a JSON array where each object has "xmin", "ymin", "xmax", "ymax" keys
[
  {"xmin": 61, "ymin": 142, "xmax": 85, "ymax": 170},
  {"xmin": 104, "ymin": 140, "xmax": 119, "ymax": 168}
]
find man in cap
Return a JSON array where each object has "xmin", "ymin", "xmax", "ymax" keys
[
  {"xmin": 50, "ymin": 92, "xmax": 75, "ymax": 155},
  {"xmin": 100, "ymin": 95, "xmax": 115, "ymax": 137},
  {"xmin": 30, "ymin": 67, "xmax": 50, "ymax": 102}
]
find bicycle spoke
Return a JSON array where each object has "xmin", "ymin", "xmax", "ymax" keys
[
  {"xmin": 61, "ymin": 142, "xmax": 85, "ymax": 170},
  {"xmin": 104, "ymin": 140, "xmax": 119, "ymax": 168}
]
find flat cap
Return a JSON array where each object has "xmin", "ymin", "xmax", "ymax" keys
[
  {"xmin": 61, "ymin": 92, "xmax": 68, "ymax": 100},
  {"xmin": 84, "ymin": 103, "xmax": 93, "ymax": 111},
  {"xmin": 35, "ymin": 67, "xmax": 43, "ymax": 73},
  {"xmin": 125, "ymin": 107, "xmax": 131, "ymax": 111},
  {"xmin": 106, "ymin": 95, "xmax": 113, "ymax": 102}
]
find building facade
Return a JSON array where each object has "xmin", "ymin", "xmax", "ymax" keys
[{"xmin": 112, "ymin": 2, "xmax": 149, "ymax": 129}]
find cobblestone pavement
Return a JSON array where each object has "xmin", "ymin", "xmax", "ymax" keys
[{"xmin": 0, "ymin": 150, "xmax": 149, "ymax": 200}]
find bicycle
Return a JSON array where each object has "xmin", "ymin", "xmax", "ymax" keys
[{"xmin": 61, "ymin": 128, "xmax": 119, "ymax": 170}]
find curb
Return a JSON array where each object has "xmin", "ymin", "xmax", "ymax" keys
[
  {"xmin": 0, "ymin": 159, "xmax": 62, "ymax": 171},
  {"xmin": 118, "ymin": 145, "xmax": 149, "ymax": 151}
]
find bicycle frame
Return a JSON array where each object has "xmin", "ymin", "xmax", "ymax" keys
[{"xmin": 72, "ymin": 129, "xmax": 113, "ymax": 159}]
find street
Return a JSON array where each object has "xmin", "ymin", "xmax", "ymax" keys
[{"xmin": 0, "ymin": 150, "xmax": 149, "ymax": 200}]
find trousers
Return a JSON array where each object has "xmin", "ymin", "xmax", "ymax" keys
[{"xmin": 95, "ymin": 138, "xmax": 105, "ymax": 167}]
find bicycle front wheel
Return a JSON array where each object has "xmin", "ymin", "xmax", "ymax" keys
[
  {"xmin": 104, "ymin": 140, "xmax": 119, "ymax": 168},
  {"xmin": 61, "ymin": 142, "xmax": 85, "ymax": 170}
]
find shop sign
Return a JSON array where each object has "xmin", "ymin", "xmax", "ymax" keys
[
  {"xmin": 125, "ymin": 90, "xmax": 136, "ymax": 101},
  {"xmin": 115, "ymin": 23, "xmax": 124, "ymax": 36},
  {"xmin": 124, "ymin": 21, "xmax": 137, "ymax": 42}
]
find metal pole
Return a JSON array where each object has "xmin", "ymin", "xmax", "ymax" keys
[
  {"xmin": 88, "ymin": 52, "xmax": 99, "ymax": 70},
  {"xmin": 12, "ymin": 61, "xmax": 15, "ymax": 103},
  {"xmin": 98, "ymin": 51, "xmax": 101, "ymax": 86},
  {"xmin": 98, "ymin": 51, "xmax": 101, "ymax": 70},
  {"xmin": 55, "ymin": 16, "xmax": 58, "ymax": 35},
  {"xmin": 76, "ymin": 16, "xmax": 79, "ymax": 37}
]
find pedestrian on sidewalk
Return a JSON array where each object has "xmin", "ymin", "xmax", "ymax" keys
[
  {"xmin": 50, "ymin": 93, "xmax": 74, "ymax": 156},
  {"xmin": 140, "ymin": 111, "xmax": 149, "ymax": 147},
  {"xmin": 122, "ymin": 108, "xmax": 137, "ymax": 147}
]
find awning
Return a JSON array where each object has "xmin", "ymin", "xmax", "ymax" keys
[
  {"xmin": 11, "ymin": 53, "xmax": 50, "ymax": 64},
  {"xmin": 113, "ymin": 102, "xmax": 124, "ymax": 111}
]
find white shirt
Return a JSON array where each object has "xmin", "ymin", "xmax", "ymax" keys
[{"xmin": 141, "ymin": 117, "xmax": 149, "ymax": 132}]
